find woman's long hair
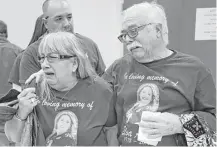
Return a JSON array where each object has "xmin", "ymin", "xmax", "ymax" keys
[{"xmin": 38, "ymin": 32, "xmax": 97, "ymax": 100}]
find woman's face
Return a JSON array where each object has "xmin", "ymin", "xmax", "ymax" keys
[
  {"xmin": 40, "ymin": 52, "xmax": 77, "ymax": 89},
  {"xmin": 57, "ymin": 115, "xmax": 72, "ymax": 135},
  {"xmin": 139, "ymin": 86, "xmax": 153, "ymax": 106}
]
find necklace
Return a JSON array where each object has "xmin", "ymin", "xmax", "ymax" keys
[{"xmin": 50, "ymin": 81, "xmax": 78, "ymax": 101}]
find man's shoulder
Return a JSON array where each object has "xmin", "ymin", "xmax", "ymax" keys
[
  {"xmin": 23, "ymin": 40, "xmax": 41, "ymax": 55},
  {"xmin": 108, "ymin": 53, "xmax": 133, "ymax": 70},
  {"xmin": 0, "ymin": 41, "xmax": 22, "ymax": 53},
  {"xmin": 174, "ymin": 51, "xmax": 206, "ymax": 67},
  {"xmin": 75, "ymin": 33, "xmax": 96, "ymax": 45}
]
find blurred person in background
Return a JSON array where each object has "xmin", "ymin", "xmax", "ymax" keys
[{"xmin": 0, "ymin": 20, "xmax": 22, "ymax": 146}]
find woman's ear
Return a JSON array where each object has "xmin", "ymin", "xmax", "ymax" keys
[{"xmin": 72, "ymin": 58, "xmax": 78, "ymax": 72}]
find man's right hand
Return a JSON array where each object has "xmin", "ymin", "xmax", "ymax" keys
[{"xmin": 25, "ymin": 69, "xmax": 44, "ymax": 85}]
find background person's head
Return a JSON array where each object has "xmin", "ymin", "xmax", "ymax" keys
[
  {"xmin": 38, "ymin": 32, "xmax": 96, "ymax": 94},
  {"xmin": 42, "ymin": 0, "xmax": 74, "ymax": 33},
  {"xmin": 0, "ymin": 20, "xmax": 8, "ymax": 38},
  {"xmin": 28, "ymin": 14, "xmax": 47, "ymax": 46},
  {"xmin": 119, "ymin": 1, "xmax": 169, "ymax": 62}
]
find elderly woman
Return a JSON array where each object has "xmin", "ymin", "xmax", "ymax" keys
[
  {"xmin": 5, "ymin": 32, "xmax": 116, "ymax": 146},
  {"xmin": 103, "ymin": 1, "xmax": 216, "ymax": 146}
]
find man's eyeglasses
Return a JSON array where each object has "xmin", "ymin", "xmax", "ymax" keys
[
  {"xmin": 38, "ymin": 53, "xmax": 76, "ymax": 63},
  {"xmin": 118, "ymin": 23, "xmax": 153, "ymax": 43}
]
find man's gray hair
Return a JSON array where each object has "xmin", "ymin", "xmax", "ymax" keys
[{"xmin": 123, "ymin": 1, "xmax": 169, "ymax": 45}]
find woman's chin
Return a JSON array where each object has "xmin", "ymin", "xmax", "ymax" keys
[{"xmin": 46, "ymin": 79, "xmax": 57, "ymax": 86}]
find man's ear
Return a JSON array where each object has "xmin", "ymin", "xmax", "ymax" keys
[
  {"xmin": 155, "ymin": 24, "xmax": 162, "ymax": 33},
  {"xmin": 42, "ymin": 17, "xmax": 49, "ymax": 30},
  {"xmin": 155, "ymin": 24, "xmax": 162, "ymax": 38}
]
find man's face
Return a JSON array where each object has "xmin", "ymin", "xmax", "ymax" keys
[
  {"xmin": 44, "ymin": 1, "xmax": 74, "ymax": 33},
  {"xmin": 120, "ymin": 19, "xmax": 159, "ymax": 62}
]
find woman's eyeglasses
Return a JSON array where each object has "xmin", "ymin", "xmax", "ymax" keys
[
  {"xmin": 38, "ymin": 53, "xmax": 76, "ymax": 63},
  {"xmin": 118, "ymin": 23, "xmax": 153, "ymax": 43}
]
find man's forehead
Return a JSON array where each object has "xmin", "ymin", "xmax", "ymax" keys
[
  {"xmin": 121, "ymin": 20, "xmax": 142, "ymax": 33},
  {"xmin": 45, "ymin": 1, "xmax": 72, "ymax": 18}
]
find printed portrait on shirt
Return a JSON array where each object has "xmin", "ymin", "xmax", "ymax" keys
[
  {"xmin": 126, "ymin": 83, "xmax": 159, "ymax": 124},
  {"xmin": 46, "ymin": 110, "xmax": 78, "ymax": 146}
]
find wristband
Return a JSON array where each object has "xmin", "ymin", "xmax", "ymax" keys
[{"xmin": 14, "ymin": 113, "xmax": 27, "ymax": 122}]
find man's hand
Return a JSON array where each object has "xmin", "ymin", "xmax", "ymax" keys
[
  {"xmin": 25, "ymin": 69, "xmax": 44, "ymax": 85},
  {"xmin": 139, "ymin": 112, "xmax": 184, "ymax": 139}
]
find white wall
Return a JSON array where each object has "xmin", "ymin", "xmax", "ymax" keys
[
  {"xmin": 0, "ymin": 0, "xmax": 123, "ymax": 68},
  {"xmin": 0, "ymin": 0, "xmax": 45, "ymax": 49},
  {"xmin": 70, "ymin": 0, "xmax": 123, "ymax": 67}
]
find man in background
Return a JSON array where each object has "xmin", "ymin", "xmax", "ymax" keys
[
  {"xmin": 0, "ymin": 20, "xmax": 22, "ymax": 146},
  {"xmin": 19, "ymin": 0, "xmax": 106, "ymax": 87}
]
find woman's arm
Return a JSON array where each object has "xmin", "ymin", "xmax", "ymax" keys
[
  {"xmin": 5, "ymin": 88, "xmax": 38, "ymax": 143},
  {"xmin": 5, "ymin": 114, "xmax": 26, "ymax": 142}
]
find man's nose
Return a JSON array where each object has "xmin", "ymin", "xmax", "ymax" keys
[
  {"xmin": 125, "ymin": 35, "xmax": 134, "ymax": 45},
  {"xmin": 62, "ymin": 17, "xmax": 70, "ymax": 27}
]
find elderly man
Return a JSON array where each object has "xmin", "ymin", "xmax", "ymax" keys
[
  {"xmin": 0, "ymin": 20, "xmax": 22, "ymax": 146},
  {"xmin": 103, "ymin": 1, "xmax": 216, "ymax": 146},
  {"xmin": 19, "ymin": 0, "xmax": 105, "ymax": 87}
]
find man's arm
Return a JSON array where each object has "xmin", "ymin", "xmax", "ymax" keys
[{"xmin": 179, "ymin": 73, "xmax": 216, "ymax": 146}]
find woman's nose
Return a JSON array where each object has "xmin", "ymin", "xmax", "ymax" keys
[{"xmin": 41, "ymin": 58, "xmax": 50, "ymax": 69}]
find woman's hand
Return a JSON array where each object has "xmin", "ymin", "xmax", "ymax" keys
[
  {"xmin": 17, "ymin": 88, "xmax": 38, "ymax": 119},
  {"xmin": 138, "ymin": 112, "xmax": 184, "ymax": 139},
  {"xmin": 25, "ymin": 69, "xmax": 44, "ymax": 85}
]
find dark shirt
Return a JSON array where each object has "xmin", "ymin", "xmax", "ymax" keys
[
  {"xmin": 8, "ymin": 51, "xmax": 24, "ymax": 86},
  {"xmin": 0, "ymin": 36, "xmax": 22, "ymax": 97},
  {"xmin": 103, "ymin": 50, "xmax": 216, "ymax": 146},
  {"xmin": 0, "ymin": 36, "xmax": 22, "ymax": 145}
]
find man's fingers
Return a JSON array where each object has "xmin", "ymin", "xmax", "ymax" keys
[
  {"xmin": 142, "ymin": 128, "xmax": 159, "ymax": 135},
  {"xmin": 36, "ymin": 69, "xmax": 44, "ymax": 83},
  {"xmin": 17, "ymin": 88, "xmax": 35, "ymax": 99},
  {"xmin": 25, "ymin": 74, "xmax": 36, "ymax": 85},
  {"xmin": 141, "ymin": 114, "xmax": 163, "ymax": 122},
  {"xmin": 147, "ymin": 134, "xmax": 162, "ymax": 139},
  {"xmin": 139, "ymin": 122, "xmax": 159, "ymax": 129}
]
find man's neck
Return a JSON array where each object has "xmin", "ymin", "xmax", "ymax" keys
[{"xmin": 139, "ymin": 44, "xmax": 173, "ymax": 63}]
